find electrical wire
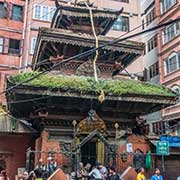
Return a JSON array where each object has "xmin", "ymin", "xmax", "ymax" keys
[
  {"xmin": 0, "ymin": 3, "xmax": 179, "ymax": 72},
  {"xmin": 1, "ymin": 17, "xmax": 180, "ymax": 97}
]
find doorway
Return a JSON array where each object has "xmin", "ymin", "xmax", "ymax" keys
[{"xmin": 81, "ymin": 141, "xmax": 97, "ymax": 166}]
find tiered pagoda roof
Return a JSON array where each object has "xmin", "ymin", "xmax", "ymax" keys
[
  {"xmin": 32, "ymin": 1, "xmax": 144, "ymax": 74},
  {"xmin": 51, "ymin": 2, "xmax": 123, "ymax": 35},
  {"xmin": 6, "ymin": 1, "xmax": 177, "ymax": 128},
  {"xmin": 32, "ymin": 28, "xmax": 144, "ymax": 71}
]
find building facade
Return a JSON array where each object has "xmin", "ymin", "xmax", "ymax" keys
[
  {"xmin": 156, "ymin": 0, "xmax": 180, "ymax": 135},
  {"xmin": 141, "ymin": 0, "xmax": 162, "ymax": 134},
  {"xmin": 0, "ymin": 0, "xmax": 25, "ymax": 102}
]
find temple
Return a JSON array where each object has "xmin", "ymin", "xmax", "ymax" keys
[{"xmin": 3, "ymin": 1, "xmax": 177, "ymax": 179}]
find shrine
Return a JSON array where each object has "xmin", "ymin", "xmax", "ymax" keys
[{"xmin": 4, "ymin": 0, "xmax": 177, "ymax": 179}]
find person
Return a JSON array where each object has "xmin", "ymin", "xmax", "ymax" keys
[
  {"xmin": 84, "ymin": 163, "xmax": 91, "ymax": 173},
  {"xmin": 151, "ymin": 168, "xmax": 163, "ymax": 180},
  {"xmin": 34, "ymin": 159, "xmax": 46, "ymax": 179},
  {"xmin": 22, "ymin": 171, "xmax": 29, "ymax": 180},
  {"xmin": 136, "ymin": 167, "xmax": 146, "ymax": 180},
  {"xmin": 46, "ymin": 156, "xmax": 57, "ymax": 178},
  {"xmin": 76, "ymin": 162, "xmax": 87, "ymax": 180},
  {"xmin": 177, "ymin": 176, "xmax": 180, "ymax": 180},
  {"xmin": 99, "ymin": 164, "xmax": 108, "ymax": 180},
  {"xmin": 34, "ymin": 167, "xmax": 44, "ymax": 180},
  {"xmin": 108, "ymin": 167, "xmax": 120, "ymax": 180},
  {"xmin": 89, "ymin": 164, "xmax": 102, "ymax": 180},
  {"xmin": 0, "ymin": 170, "xmax": 9, "ymax": 180}
]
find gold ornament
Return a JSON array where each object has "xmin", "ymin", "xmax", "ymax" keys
[{"xmin": 98, "ymin": 90, "xmax": 105, "ymax": 103}]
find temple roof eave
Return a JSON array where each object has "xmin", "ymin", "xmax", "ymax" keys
[
  {"xmin": 9, "ymin": 84, "xmax": 176, "ymax": 105},
  {"xmin": 32, "ymin": 28, "xmax": 144, "ymax": 68}
]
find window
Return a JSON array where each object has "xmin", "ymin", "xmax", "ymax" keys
[
  {"xmin": 33, "ymin": 5, "xmax": 56, "ymax": 22},
  {"xmin": 112, "ymin": 16, "xmax": 129, "ymax": 32},
  {"xmin": 162, "ymin": 22, "xmax": 179, "ymax": 44},
  {"xmin": 146, "ymin": 8, "xmax": 156, "ymax": 26},
  {"xmin": 11, "ymin": 5, "xmax": 23, "ymax": 21},
  {"xmin": 160, "ymin": 0, "xmax": 176, "ymax": 14},
  {"xmin": 31, "ymin": 37, "xmax": 37, "ymax": 54},
  {"xmin": 0, "ymin": 37, "xmax": 3, "ymax": 53},
  {"xmin": 147, "ymin": 35, "xmax": 157, "ymax": 52},
  {"xmin": 164, "ymin": 52, "xmax": 180, "ymax": 75},
  {"xmin": 171, "ymin": 85, "xmax": 180, "ymax": 102},
  {"xmin": 34, "ymin": 5, "xmax": 41, "ymax": 19},
  {"xmin": 42, "ymin": 6, "xmax": 49, "ymax": 21},
  {"xmin": 8, "ymin": 39, "xmax": 21, "ymax": 55},
  {"xmin": 49, "ymin": 7, "xmax": 56, "ymax": 20},
  {"xmin": 0, "ymin": 2, "xmax": 8, "ymax": 18},
  {"xmin": 171, "ymin": 85, "xmax": 180, "ymax": 94},
  {"xmin": 149, "ymin": 62, "xmax": 159, "ymax": 78}
]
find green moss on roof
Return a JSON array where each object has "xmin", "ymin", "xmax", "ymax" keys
[{"xmin": 10, "ymin": 72, "xmax": 176, "ymax": 97}]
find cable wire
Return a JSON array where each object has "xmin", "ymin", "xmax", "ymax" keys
[{"xmin": 1, "ymin": 17, "xmax": 180, "ymax": 97}]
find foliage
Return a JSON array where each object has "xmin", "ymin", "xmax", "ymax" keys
[{"xmin": 10, "ymin": 72, "xmax": 176, "ymax": 97}]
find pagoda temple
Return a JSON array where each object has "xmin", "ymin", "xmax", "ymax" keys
[{"xmin": 4, "ymin": 0, "xmax": 177, "ymax": 179}]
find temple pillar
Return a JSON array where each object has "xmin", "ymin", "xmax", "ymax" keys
[{"xmin": 96, "ymin": 140, "xmax": 104, "ymax": 164}]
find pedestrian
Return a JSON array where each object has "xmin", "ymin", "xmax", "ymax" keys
[
  {"xmin": 22, "ymin": 171, "xmax": 29, "ymax": 180},
  {"xmin": 0, "ymin": 170, "xmax": 9, "ymax": 180},
  {"xmin": 99, "ymin": 164, "xmax": 108, "ymax": 180},
  {"xmin": 76, "ymin": 162, "xmax": 87, "ymax": 180},
  {"xmin": 34, "ymin": 159, "xmax": 46, "ymax": 179},
  {"xmin": 136, "ymin": 167, "xmax": 146, "ymax": 180},
  {"xmin": 34, "ymin": 168, "xmax": 43, "ymax": 180},
  {"xmin": 177, "ymin": 176, "xmax": 180, "ymax": 180},
  {"xmin": 45, "ymin": 157, "xmax": 57, "ymax": 178},
  {"xmin": 89, "ymin": 164, "xmax": 102, "ymax": 180},
  {"xmin": 84, "ymin": 163, "xmax": 91, "ymax": 173},
  {"xmin": 151, "ymin": 168, "xmax": 163, "ymax": 180},
  {"xmin": 108, "ymin": 167, "xmax": 120, "ymax": 180}
]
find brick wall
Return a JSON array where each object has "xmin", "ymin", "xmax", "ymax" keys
[{"xmin": 0, "ymin": 134, "xmax": 34, "ymax": 180}]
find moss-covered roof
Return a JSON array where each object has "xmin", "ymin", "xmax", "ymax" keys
[{"xmin": 9, "ymin": 72, "xmax": 176, "ymax": 98}]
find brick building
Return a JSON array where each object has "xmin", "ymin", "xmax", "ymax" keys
[
  {"xmin": 0, "ymin": 0, "xmax": 25, "ymax": 102},
  {"xmin": 0, "ymin": 113, "xmax": 36, "ymax": 180},
  {"xmin": 156, "ymin": 0, "xmax": 180, "ymax": 135}
]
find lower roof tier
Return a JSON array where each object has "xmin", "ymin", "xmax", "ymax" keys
[{"xmin": 6, "ymin": 72, "xmax": 177, "ymax": 120}]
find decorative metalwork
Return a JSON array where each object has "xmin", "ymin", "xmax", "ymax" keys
[{"xmin": 77, "ymin": 110, "xmax": 106, "ymax": 133}]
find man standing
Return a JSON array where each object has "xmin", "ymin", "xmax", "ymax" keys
[
  {"xmin": 151, "ymin": 169, "xmax": 163, "ymax": 180},
  {"xmin": 136, "ymin": 167, "xmax": 146, "ymax": 180},
  {"xmin": 108, "ymin": 167, "xmax": 120, "ymax": 180},
  {"xmin": 89, "ymin": 164, "xmax": 102, "ymax": 180}
]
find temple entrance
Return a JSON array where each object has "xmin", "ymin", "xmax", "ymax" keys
[
  {"xmin": 72, "ymin": 110, "xmax": 116, "ymax": 169},
  {"xmin": 81, "ymin": 141, "xmax": 97, "ymax": 166}
]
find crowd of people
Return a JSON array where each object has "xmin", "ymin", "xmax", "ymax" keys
[
  {"xmin": 18, "ymin": 157, "xmax": 57, "ymax": 180},
  {"xmin": 75, "ymin": 162, "xmax": 119, "ymax": 180},
  {"xmin": 16, "ymin": 161, "xmax": 120, "ymax": 180},
  {"xmin": 0, "ymin": 161, "xmax": 180, "ymax": 180}
]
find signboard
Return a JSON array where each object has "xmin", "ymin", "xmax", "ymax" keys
[
  {"xmin": 156, "ymin": 141, "xmax": 170, "ymax": 156},
  {"xmin": 126, "ymin": 143, "xmax": 133, "ymax": 153}
]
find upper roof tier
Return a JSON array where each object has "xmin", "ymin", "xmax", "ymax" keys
[
  {"xmin": 51, "ymin": 1, "xmax": 123, "ymax": 35},
  {"xmin": 32, "ymin": 27, "xmax": 144, "ymax": 72}
]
